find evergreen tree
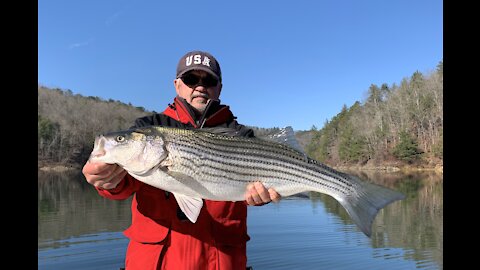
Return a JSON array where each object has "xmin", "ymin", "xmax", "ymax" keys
[
  {"xmin": 367, "ymin": 84, "xmax": 381, "ymax": 106},
  {"xmin": 436, "ymin": 60, "xmax": 443, "ymax": 76},
  {"xmin": 338, "ymin": 125, "xmax": 366, "ymax": 163},
  {"xmin": 38, "ymin": 115, "xmax": 59, "ymax": 142},
  {"xmin": 392, "ymin": 131, "xmax": 423, "ymax": 162}
]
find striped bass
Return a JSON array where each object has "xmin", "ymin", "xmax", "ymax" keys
[{"xmin": 89, "ymin": 125, "xmax": 405, "ymax": 237}]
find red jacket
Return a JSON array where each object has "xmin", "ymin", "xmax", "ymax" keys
[{"xmin": 96, "ymin": 97, "xmax": 252, "ymax": 270}]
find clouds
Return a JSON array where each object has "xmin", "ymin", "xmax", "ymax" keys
[
  {"xmin": 68, "ymin": 8, "xmax": 125, "ymax": 50},
  {"xmin": 69, "ymin": 38, "xmax": 94, "ymax": 49},
  {"xmin": 105, "ymin": 10, "xmax": 123, "ymax": 27}
]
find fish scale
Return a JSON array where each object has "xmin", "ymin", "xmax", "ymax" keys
[
  {"xmin": 166, "ymin": 134, "xmax": 353, "ymax": 196},
  {"xmin": 90, "ymin": 125, "xmax": 405, "ymax": 237},
  {"xmin": 179, "ymin": 131, "xmax": 353, "ymax": 187}
]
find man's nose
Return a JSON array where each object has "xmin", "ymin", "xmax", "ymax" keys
[{"xmin": 194, "ymin": 86, "xmax": 207, "ymax": 92}]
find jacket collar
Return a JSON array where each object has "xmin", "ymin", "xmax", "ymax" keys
[{"xmin": 163, "ymin": 96, "xmax": 234, "ymax": 128}]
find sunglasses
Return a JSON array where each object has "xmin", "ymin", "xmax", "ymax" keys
[{"xmin": 180, "ymin": 72, "xmax": 219, "ymax": 88}]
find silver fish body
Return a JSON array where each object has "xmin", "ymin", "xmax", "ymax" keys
[{"xmin": 90, "ymin": 126, "xmax": 405, "ymax": 237}]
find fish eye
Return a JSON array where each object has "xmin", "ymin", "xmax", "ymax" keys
[{"xmin": 116, "ymin": 135, "xmax": 125, "ymax": 142}]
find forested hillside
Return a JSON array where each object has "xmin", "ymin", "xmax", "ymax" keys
[
  {"xmin": 305, "ymin": 61, "xmax": 443, "ymax": 168},
  {"xmin": 38, "ymin": 86, "xmax": 151, "ymax": 166},
  {"xmin": 38, "ymin": 61, "xmax": 442, "ymax": 170}
]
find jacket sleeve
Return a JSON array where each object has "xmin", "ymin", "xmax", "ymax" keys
[
  {"xmin": 235, "ymin": 123, "xmax": 255, "ymax": 138},
  {"xmin": 95, "ymin": 174, "xmax": 142, "ymax": 200},
  {"xmin": 226, "ymin": 120, "xmax": 255, "ymax": 138}
]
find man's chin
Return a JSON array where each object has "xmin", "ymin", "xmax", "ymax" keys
[
  {"xmin": 190, "ymin": 99, "xmax": 208, "ymax": 113},
  {"xmin": 192, "ymin": 97, "xmax": 208, "ymax": 105}
]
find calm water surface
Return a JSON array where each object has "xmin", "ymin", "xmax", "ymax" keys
[{"xmin": 38, "ymin": 170, "xmax": 443, "ymax": 269}]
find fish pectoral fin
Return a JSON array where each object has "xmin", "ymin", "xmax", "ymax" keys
[
  {"xmin": 166, "ymin": 170, "xmax": 195, "ymax": 182},
  {"xmin": 160, "ymin": 157, "xmax": 174, "ymax": 167},
  {"xmin": 172, "ymin": 192, "xmax": 203, "ymax": 223}
]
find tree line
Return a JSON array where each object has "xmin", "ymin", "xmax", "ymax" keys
[
  {"xmin": 38, "ymin": 86, "xmax": 150, "ymax": 165},
  {"xmin": 39, "ymin": 60, "xmax": 442, "ymax": 168},
  {"xmin": 305, "ymin": 61, "xmax": 443, "ymax": 167}
]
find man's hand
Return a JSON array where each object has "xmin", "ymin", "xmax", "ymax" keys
[
  {"xmin": 82, "ymin": 161, "xmax": 127, "ymax": 190},
  {"xmin": 245, "ymin": 182, "xmax": 281, "ymax": 206}
]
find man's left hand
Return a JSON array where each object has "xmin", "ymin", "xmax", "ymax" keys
[{"xmin": 245, "ymin": 181, "xmax": 281, "ymax": 206}]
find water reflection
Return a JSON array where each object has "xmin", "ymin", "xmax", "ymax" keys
[
  {"xmin": 310, "ymin": 170, "xmax": 443, "ymax": 269},
  {"xmin": 38, "ymin": 170, "xmax": 132, "ymax": 245},
  {"xmin": 38, "ymin": 170, "xmax": 442, "ymax": 269}
]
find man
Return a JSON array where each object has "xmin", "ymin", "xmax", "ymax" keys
[{"xmin": 82, "ymin": 50, "xmax": 280, "ymax": 270}]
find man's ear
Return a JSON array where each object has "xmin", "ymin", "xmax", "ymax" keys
[{"xmin": 174, "ymin": 79, "xmax": 181, "ymax": 95}]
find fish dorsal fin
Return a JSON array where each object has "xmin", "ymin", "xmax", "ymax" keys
[
  {"xmin": 172, "ymin": 192, "xmax": 203, "ymax": 223},
  {"xmin": 258, "ymin": 126, "xmax": 305, "ymax": 154},
  {"xmin": 202, "ymin": 126, "xmax": 305, "ymax": 154},
  {"xmin": 199, "ymin": 127, "xmax": 245, "ymax": 137}
]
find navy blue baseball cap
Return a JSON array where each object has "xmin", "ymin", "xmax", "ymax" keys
[{"xmin": 176, "ymin": 50, "xmax": 222, "ymax": 82}]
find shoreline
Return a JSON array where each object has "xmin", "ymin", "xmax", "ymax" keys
[
  {"xmin": 38, "ymin": 162, "xmax": 443, "ymax": 175},
  {"xmin": 38, "ymin": 163, "xmax": 81, "ymax": 173},
  {"xmin": 333, "ymin": 164, "xmax": 443, "ymax": 174}
]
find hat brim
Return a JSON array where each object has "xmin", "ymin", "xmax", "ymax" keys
[{"xmin": 177, "ymin": 66, "xmax": 221, "ymax": 82}]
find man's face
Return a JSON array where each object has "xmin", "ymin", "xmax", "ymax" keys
[{"xmin": 174, "ymin": 70, "xmax": 222, "ymax": 114}]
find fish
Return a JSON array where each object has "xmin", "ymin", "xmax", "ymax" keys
[{"xmin": 89, "ymin": 125, "xmax": 405, "ymax": 237}]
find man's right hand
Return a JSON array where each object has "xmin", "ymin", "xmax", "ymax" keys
[{"xmin": 82, "ymin": 161, "xmax": 127, "ymax": 190}]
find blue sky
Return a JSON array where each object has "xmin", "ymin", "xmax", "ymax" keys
[{"xmin": 38, "ymin": 0, "xmax": 443, "ymax": 131}]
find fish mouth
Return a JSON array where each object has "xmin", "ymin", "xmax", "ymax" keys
[{"xmin": 90, "ymin": 136, "xmax": 106, "ymax": 160}]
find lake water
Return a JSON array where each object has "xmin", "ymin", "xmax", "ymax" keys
[{"xmin": 38, "ymin": 169, "xmax": 443, "ymax": 269}]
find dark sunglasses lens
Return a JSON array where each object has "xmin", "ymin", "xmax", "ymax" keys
[
  {"xmin": 181, "ymin": 73, "xmax": 200, "ymax": 85},
  {"xmin": 181, "ymin": 73, "xmax": 218, "ymax": 87},
  {"xmin": 203, "ymin": 75, "xmax": 218, "ymax": 87}
]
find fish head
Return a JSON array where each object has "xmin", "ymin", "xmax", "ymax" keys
[{"xmin": 89, "ymin": 128, "xmax": 167, "ymax": 175}]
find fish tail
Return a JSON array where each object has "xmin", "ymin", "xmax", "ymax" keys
[{"xmin": 336, "ymin": 176, "xmax": 405, "ymax": 237}]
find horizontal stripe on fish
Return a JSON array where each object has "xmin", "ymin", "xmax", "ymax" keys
[
  {"xmin": 167, "ymin": 143, "xmax": 353, "ymax": 195},
  {"xmin": 168, "ymin": 135, "xmax": 353, "ymax": 183},
  {"xmin": 176, "ymin": 161, "xmax": 348, "ymax": 198},
  {"xmin": 182, "ymin": 132, "xmax": 307, "ymax": 159},
  {"xmin": 169, "ymin": 132, "xmax": 352, "ymax": 185},
  {"xmin": 169, "ymin": 146, "xmax": 354, "ymax": 194},
  {"xmin": 89, "ymin": 125, "xmax": 406, "ymax": 237}
]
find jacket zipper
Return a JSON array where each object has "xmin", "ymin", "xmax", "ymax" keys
[{"xmin": 174, "ymin": 97, "xmax": 198, "ymax": 127}]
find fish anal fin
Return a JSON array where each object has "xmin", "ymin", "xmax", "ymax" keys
[{"xmin": 172, "ymin": 192, "xmax": 203, "ymax": 223}]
